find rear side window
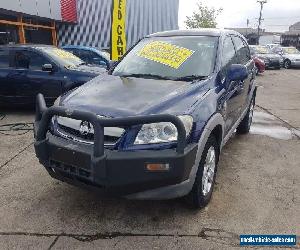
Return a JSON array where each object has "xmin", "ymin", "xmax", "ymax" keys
[
  {"xmin": 232, "ymin": 36, "xmax": 251, "ymax": 65},
  {"xmin": 14, "ymin": 50, "xmax": 50, "ymax": 70},
  {"xmin": 222, "ymin": 37, "xmax": 236, "ymax": 67},
  {"xmin": 0, "ymin": 49, "xmax": 10, "ymax": 68}
]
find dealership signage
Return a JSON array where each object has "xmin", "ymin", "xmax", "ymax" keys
[{"xmin": 111, "ymin": 0, "xmax": 127, "ymax": 61}]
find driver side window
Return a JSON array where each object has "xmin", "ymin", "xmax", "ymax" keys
[{"xmin": 222, "ymin": 37, "xmax": 237, "ymax": 68}]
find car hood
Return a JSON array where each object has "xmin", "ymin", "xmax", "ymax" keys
[
  {"xmin": 67, "ymin": 64, "xmax": 107, "ymax": 75},
  {"xmin": 61, "ymin": 73, "xmax": 210, "ymax": 117}
]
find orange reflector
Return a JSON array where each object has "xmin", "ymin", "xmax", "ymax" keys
[{"xmin": 146, "ymin": 163, "xmax": 170, "ymax": 172}]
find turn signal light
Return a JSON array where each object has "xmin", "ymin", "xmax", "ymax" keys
[{"xmin": 146, "ymin": 163, "xmax": 170, "ymax": 172}]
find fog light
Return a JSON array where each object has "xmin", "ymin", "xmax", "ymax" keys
[{"xmin": 146, "ymin": 163, "xmax": 170, "ymax": 172}]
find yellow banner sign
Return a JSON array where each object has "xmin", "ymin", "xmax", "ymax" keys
[
  {"xmin": 137, "ymin": 41, "xmax": 194, "ymax": 69},
  {"xmin": 111, "ymin": 0, "xmax": 127, "ymax": 61}
]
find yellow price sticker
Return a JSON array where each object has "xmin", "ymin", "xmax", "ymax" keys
[
  {"xmin": 137, "ymin": 41, "xmax": 194, "ymax": 69},
  {"xmin": 52, "ymin": 48, "xmax": 78, "ymax": 59}
]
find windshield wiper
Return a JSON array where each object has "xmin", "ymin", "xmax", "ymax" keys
[
  {"xmin": 174, "ymin": 75, "xmax": 208, "ymax": 82},
  {"xmin": 120, "ymin": 73, "xmax": 173, "ymax": 80},
  {"xmin": 78, "ymin": 62, "xmax": 88, "ymax": 66}
]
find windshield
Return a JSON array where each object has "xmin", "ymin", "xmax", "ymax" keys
[
  {"xmin": 282, "ymin": 47, "xmax": 300, "ymax": 54},
  {"xmin": 112, "ymin": 36, "xmax": 218, "ymax": 80},
  {"xmin": 38, "ymin": 47, "xmax": 84, "ymax": 68},
  {"xmin": 253, "ymin": 46, "xmax": 271, "ymax": 54},
  {"xmin": 97, "ymin": 50, "xmax": 110, "ymax": 61}
]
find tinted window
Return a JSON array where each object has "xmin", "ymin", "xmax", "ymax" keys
[
  {"xmin": 232, "ymin": 36, "xmax": 250, "ymax": 64},
  {"xmin": 38, "ymin": 47, "xmax": 83, "ymax": 68},
  {"xmin": 14, "ymin": 50, "xmax": 50, "ymax": 70},
  {"xmin": 222, "ymin": 37, "xmax": 236, "ymax": 67},
  {"xmin": 0, "ymin": 49, "xmax": 9, "ymax": 68}
]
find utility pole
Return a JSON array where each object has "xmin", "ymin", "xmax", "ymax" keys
[{"xmin": 257, "ymin": 0, "xmax": 267, "ymax": 45}]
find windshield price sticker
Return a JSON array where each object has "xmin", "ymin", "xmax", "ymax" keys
[
  {"xmin": 137, "ymin": 41, "xmax": 194, "ymax": 69},
  {"xmin": 52, "ymin": 49, "xmax": 78, "ymax": 59}
]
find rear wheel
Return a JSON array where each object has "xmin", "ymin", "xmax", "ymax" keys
[
  {"xmin": 284, "ymin": 60, "xmax": 291, "ymax": 69},
  {"xmin": 186, "ymin": 136, "xmax": 219, "ymax": 209},
  {"xmin": 236, "ymin": 98, "xmax": 255, "ymax": 134}
]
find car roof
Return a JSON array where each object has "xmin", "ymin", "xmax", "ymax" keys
[
  {"xmin": 62, "ymin": 45, "xmax": 102, "ymax": 52},
  {"xmin": 148, "ymin": 28, "xmax": 242, "ymax": 38}
]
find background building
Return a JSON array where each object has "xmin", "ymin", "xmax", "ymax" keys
[
  {"xmin": 0, "ymin": 0, "xmax": 179, "ymax": 50},
  {"xmin": 281, "ymin": 21, "xmax": 300, "ymax": 49},
  {"xmin": 0, "ymin": 0, "xmax": 76, "ymax": 45},
  {"xmin": 57, "ymin": 0, "xmax": 179, "ymax": 50}
]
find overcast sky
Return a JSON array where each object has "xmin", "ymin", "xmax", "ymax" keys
[{"xmin": 178, "ymin": 0, "xmax": 300, "ymax": 32}]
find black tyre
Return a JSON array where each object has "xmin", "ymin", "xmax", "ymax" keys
[
  {"xmin": 283, "ymin": 60, "xmax": 291, "ymax": 69},
  {"xmin": 236, "ymin": 98, "xmax": 255, "ymax": 134},
  {"xmin": 186, "ymin": 135, "xmax": 219, "ymax": 209}
]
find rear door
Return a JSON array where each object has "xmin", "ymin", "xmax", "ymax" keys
[{"xmin": 231, "ymin": 35, "xmax": 254, "ymax": 111}]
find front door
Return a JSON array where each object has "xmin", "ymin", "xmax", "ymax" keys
[
  {"xmin": 231, "ymin": 35, "xmax": 254, "ymax": 112},
  {"xmin": 10, "ymin": 49, "xmax": 63, "ymax": 104},
  {"xmin": 221, "ymin": 36, "xmax": 245, "ymax": 134}
]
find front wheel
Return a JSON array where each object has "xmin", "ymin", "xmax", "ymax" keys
[
  {"xmin": 236, "ymin": 98, "xmax": 255, "ymax": 134},
  {"xmin": 185, "ymin": 136, "xmax": 219, "ymax": 209},
  {"xmin": 284, "ymin": 60, "xmax": 291, "ymax": 69}
]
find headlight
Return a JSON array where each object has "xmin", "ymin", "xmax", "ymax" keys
[{"xmin": 134, "ymin": 115, "xmax": 193, "ymax": 145}]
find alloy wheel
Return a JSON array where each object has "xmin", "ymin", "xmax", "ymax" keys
[{"xmin": 202, "ymin": 146, "xmax": 216, "ymax": 196}]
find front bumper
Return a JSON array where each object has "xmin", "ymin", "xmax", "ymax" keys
[
  {"xmin": 290, "ymin": 61, "xmax": 300, "ymax": 67},
  {"xmin": 34, "ymin": 94, "xmax": 198, "ymax": 199}
]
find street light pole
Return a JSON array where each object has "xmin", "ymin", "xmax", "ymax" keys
[{"xmin": 257, "ymin": 0, "xmax": 267, "ymax": 45}]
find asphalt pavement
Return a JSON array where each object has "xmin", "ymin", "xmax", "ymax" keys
[{"xmin": 0, "ymin": 69, "xmax": 299, "ymax": 249}]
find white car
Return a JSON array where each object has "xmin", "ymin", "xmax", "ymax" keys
[
  {"xmin": 273, "ymin": 46, "xmax": 300, "ymax": 69},
  {"xmin": 266, "ymin": 44, "xmax": 280, "ymax": 50}
]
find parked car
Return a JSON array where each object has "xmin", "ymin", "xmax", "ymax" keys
[
  {"xmin": 34, "ymin": 29, "xmax": 256, "ymax": 208},
  {"xmin": 266, "ymin": 43, "xmax": 280, "ymax": 51},
  {"xmin": 272, "ymin": 46, "xmax": 300, "ymax": 69},
  {"xmin": 62, "ymin": 45, "xmax": 110, "ymax": 69},
  {"xmin": 0, "ymin": 45, "xmax": 106, "ymax": 106},
  {"xmin": 249, "ymin": 45, "xmax": 282, "ymax": 69},
  {"xmin": 253, "ymin": 56, "xmax": 265, "ymax": 75}
]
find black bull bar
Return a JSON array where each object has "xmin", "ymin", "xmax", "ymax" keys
[{"xmin": 35, "ymin": 94, "xmax": 187, "ymax": 160}]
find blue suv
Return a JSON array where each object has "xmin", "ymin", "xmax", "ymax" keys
[{"xmin": 34, "ymin": 29, "xmax": 256, "ymax": 208}]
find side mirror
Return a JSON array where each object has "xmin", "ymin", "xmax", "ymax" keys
[
  {"xmin": 227, "ymin": 64, "xmax": 248, "ymax": 82},
  {"xmin": 42, "ymin": 64, "xmax": 54, "ymax": 72}
]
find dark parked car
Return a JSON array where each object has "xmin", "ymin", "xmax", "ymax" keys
[
  {"xmin": 0, "ymin": 45, "xmax": 106, "ymax": 106},
  {"xmin": 62, "ymin": 45, "xmax": 110, "ymax": 69},
  {"xmin": 34, "ymin": 29, "xmax": 256, "ymax": 208},
  {"xmin": 249, "ymin": 45, "xmax": 282, "ymax": 69}
]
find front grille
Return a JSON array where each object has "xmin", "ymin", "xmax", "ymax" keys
[{"xmin": 56, "ymin": 123, "xmax": 122, "ymax": 146}]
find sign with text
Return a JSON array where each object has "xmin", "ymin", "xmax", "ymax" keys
[
  {"xmin": 137, "ymin": 41, "xmax": 194, "ymax": 69},
  {"xmin": 111, "ymin": 0, "xmax": 127, "ymax": 61}
]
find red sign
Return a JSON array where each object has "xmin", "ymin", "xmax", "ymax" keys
[{"xmin": 61, "ymin": 0, "xmax": 78, "ymax": 22}]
